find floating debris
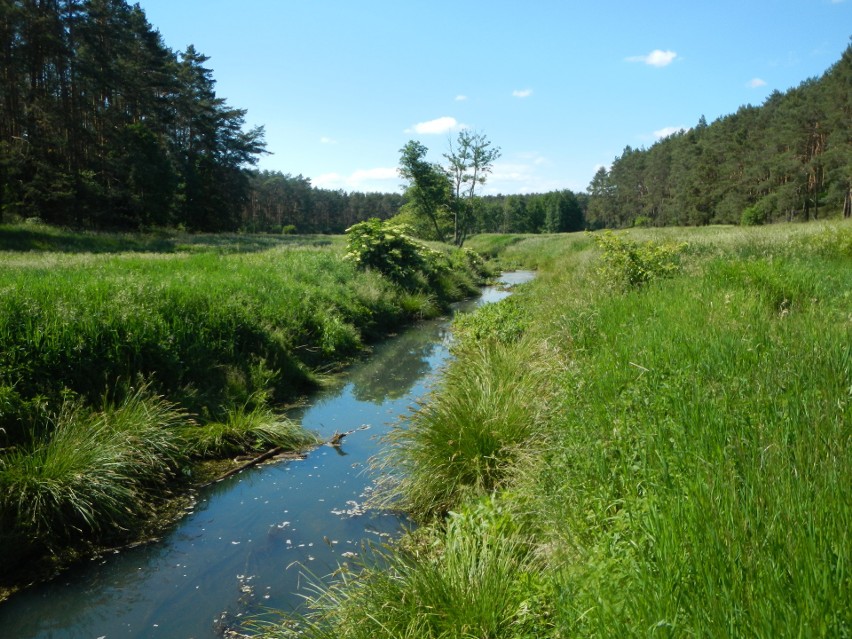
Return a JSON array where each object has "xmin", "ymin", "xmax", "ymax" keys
[{"xmin": 330, "ymin": 500, "xmax": 365, "ymax": 517}]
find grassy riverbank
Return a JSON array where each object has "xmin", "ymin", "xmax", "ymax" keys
[
  {"xmin": 259, "ymin": 221, "xmax": 851, "ymax": 638},
  {"xmin": 0, "ymin": 223, "xmax": 487, "ymax": 593}
]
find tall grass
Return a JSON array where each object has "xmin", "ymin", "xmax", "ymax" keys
[
  {"xmin": 0, "ymin": 239, "xmax": 482, "ymax": 441},
  {"xmin": 373, "ymin": 336, "xmax": 555, "ymax": 520},
  {"xmin": 252, "ymin": 496, "xmax": 550, "ymax": 639},
  {"xmin": 0, "ymin": 228, "xmax": 486, "ymax": 584},
  {"xmin": 0, "ymin": 389, "xmax": 187, "ymax": 569},
  {"xmin": 180, "ymin": 399, "xmax": 319, "ymax": 458},
  {"xmin": 262, "ymin": 220, "xmax": 851, "ymax": 639}
]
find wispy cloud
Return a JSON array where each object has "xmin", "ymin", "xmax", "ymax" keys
[
  {"xmin": 455, "ymin": 94, "xmax": 468, "ymax": 101},
  {"xmin": 484, "ymin": 154, "xmax": 566, "ymax": 194},
  {"xmin": 626, "ymin": 49, "xmax": 678, "ymax": 67},
  {"xmin": 512, "ymin": 88, "xmax": 533, "ymax": 98},
  {"xmin": 406, "ymin": 116, "xmax": 464, "ymax": 135},
  {"xmin": 653, "ymin": 126, "xmax": 685, "ymax": 139},
  {"xmin": 748, "ymin": 77, "xmax": 767, "ymax": 88},
  {"xmin": 313, "ymin": 167, "xmax": 399, "ymax": 192},
  {"xmin": 319, "ymin": 136, "xmax": 337, "ymax": 144}
]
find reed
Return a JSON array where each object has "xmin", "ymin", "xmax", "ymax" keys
[{"xmin": 373, "ymin": 336, "xmax": 555, "ymax": 519}]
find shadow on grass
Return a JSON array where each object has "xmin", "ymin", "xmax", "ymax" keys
[{"xmin": 0, "ymin": 224, "xmax": 334, "ymax": 254}]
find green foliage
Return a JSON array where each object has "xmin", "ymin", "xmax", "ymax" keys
[
  {"xmin": 594, "ymin": 230, "xmax": 686, "ymax": 288},
  {"xmin": 344, "ymin": 218, "xmax": 486, "ymax": 300},
  {"xmin": 344, "ymin": 218, "xmax": 428, "ymax": 288},
  {"xmin": 452, "ymin": 296, "xmax": 529, "ymax": 344},
  {"xmin": 740, "ymin": 204, "xmax": 767, "ymax": 226}
]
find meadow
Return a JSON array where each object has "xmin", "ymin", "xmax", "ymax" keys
[
  {"xmin": 0, "ymin": 222, "xmax": 485, "ymax": 590},
  {"xmin": 258, "ymin": 221, "xmax": 851, "ymax": 638}
]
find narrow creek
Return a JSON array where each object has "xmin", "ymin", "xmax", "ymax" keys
[{"xmin": 0, "ymin": 271, "xmax": 534, "ymax": 639}]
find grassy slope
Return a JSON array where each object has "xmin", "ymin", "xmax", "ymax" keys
[
  {"xmin": 265, "ymin": 221, "xmax": 851, "ymax": 639},
  {"xmin": 0, "ymin": 223, "xmax": 484, "ymax": 593}
]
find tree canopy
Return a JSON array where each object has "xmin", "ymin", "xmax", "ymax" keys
[
  {"xmin": 397, "ymin": 132, "xmax": 500, "ymax": 245},
  {"xmin": 0, "ymin": 0, "xmax": 265, "ymax": 230}
]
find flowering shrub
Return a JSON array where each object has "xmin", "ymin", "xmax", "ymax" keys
[
  {"xmin": 595, "ymin": 231, "xmax": 686, "ymax": 289},
  {"xmin": 344, "ymin": 218, "xmax": 431, "ymax": 288}
]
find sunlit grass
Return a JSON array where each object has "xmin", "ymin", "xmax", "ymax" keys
[
  {"xmin": 263, "ymin": 219, "xmax": 852, "ymax": 639},
  {"xmin": 180, "ymin": 400, "xmax": 319, "ymax": 458},
  {"xmin": 373, "ymin": 336, "xmax": 555, "ymax": 520},
  {"xmin": 0, "ymin": 228, "xmax": 486, "ymax": 581},
  {"xmin": 0, "ymin": 389, "xmax": 187, "ymax": 568},
  {"xmin": 250, "ymin": 496, "xmax": 550, "ymax": 639}
]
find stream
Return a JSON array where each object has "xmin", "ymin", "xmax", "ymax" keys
[{"xmin": 0, "ymin": 271, "xmax": 534, "ymax": 639}]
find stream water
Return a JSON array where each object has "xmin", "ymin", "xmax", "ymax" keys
[{"xmin": 0, "ymin": 271, "xmax": 534, "ymax": 639}]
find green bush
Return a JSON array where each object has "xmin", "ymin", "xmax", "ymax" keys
[
  {"xmin": 741, "ymin": 204, "xmax": 767, "ymax": 226},
  {"xmin": 594, "ymin": 230, "xmax": 686, "ymax": 289},
  {"xmin": 344, "ymin": 218, "xmax": 428, "ymax": 288}
]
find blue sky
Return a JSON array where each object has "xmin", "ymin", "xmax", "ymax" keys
[{"xmin": 136, "ymin": 0, "xmax": 850, "ymax": 195}]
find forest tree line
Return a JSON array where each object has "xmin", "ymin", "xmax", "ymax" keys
[
  {"xmin": 586, "ymin": 42, "xmax": 852, "ymax": 228},
  {"xmin": 0, "ymin": 0, "xmax": 268, "ymax": 231},
  {"xmin": 240, "ymin": 169, "xmax": 587, "ymax": 236},
  {"xmin": 2, "ymin": 1, "xmax": 848, "ymax": 234}
]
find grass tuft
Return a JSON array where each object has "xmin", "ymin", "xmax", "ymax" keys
[
  {"xmin": 0, "ymin": 388, "xmax": 187, "ymax": 568},
  {"xmin": 373, "ymin": 337, "xmax": 555, "ymax": 519}
]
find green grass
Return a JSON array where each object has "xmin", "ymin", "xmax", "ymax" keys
[
  {"xmin": 250, "ymin": 495, "xmax": 550, "ymax": 639},
  {"xmin": 0, "ymin": 224, "xmax": 486, "ymax": 585},
  {"xmin": 0, "ymin": 388, "xmax": 187, "ymax": 570},
  {"xmin": 180, "ymin": 400, "xmax": 319, "ymax": 458},
  {"xmin": 373, "ymin": 336, "xmax": 554, "ymax": 520},
  {"xmin": 262, "ymin": 220, "xmax": 852, "ymax": 639}
]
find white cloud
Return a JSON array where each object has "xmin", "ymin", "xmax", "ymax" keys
[
  {"xmin": 350, "ymin": 167, "xmax": 398, "ymax": 182},
  {"xmin": 483, "ymin": 154, "xmax": 568, "ymax": 194},
  {"xmin": 626, "ymin": 49, "xmax": 678, "ymax": 67},
  {"xmin": 320, "ymin": 136, "xmax": 337, "ymax": 144},
  {"xmin": 748, "ymin": 77, "xmax": 767, "ymax": 88},
  {"xmin": 512, "ymin": 88, "xmax": 533, "ymax": 98},
  {"xmin": 406, "ymin": 116, "xmax": 464, "ymax": 135},
  {"xmin": 313, "ymin": 167, "xmax": 399, "ymax": 192},
  {"xmin": 653, "ymin": 126, "xmax": 685, "ymax": 139},
  {"xmin": 455, "ymin": 94, "xmax": 468, "ymax": 101},
  {"xmin": 313, "ymin": 172, "xmax": 342, "ymax": 187}
]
